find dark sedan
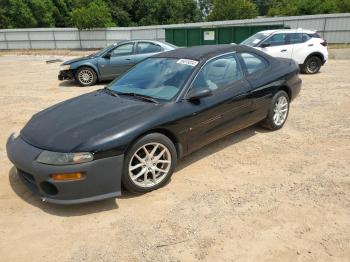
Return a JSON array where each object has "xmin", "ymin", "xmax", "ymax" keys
[
  {"xmin": 58, "ymin": 40, "xmax": 176, "ymax": 86},
  {"xmin": 7, "ymin": 45, "xmax": 301, "ymax": 204}
]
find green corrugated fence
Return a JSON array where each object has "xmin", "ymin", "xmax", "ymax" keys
[{"xmin": 165, "ymin": 24, "xmax": 289, "ymax": 47}]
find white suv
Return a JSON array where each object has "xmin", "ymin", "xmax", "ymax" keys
[{"xmin": 241, "ymin": 29, "xmax": 328, "ymax": 74}]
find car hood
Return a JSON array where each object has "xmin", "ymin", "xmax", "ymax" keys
[
  {"xmin": 20, "ymin": 90, "xmax": 157, "ymax": 152},
  {"xmin": 62, "ymin": 55, "xmax": 94, "ymax": 65}
]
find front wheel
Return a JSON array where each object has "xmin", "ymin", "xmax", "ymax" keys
[
  {"xmin": 260, "ymin": 90, "xmax": 289, "ymax": 130},
  {"xmin": 75, "ymin": 67, "xmax": 97, "ymax": 86},
  {"xmin": 122, "ymin": 133, "xmax": 177, "ymax": 193},
  {"xmin": 301, "ymin": 56, "xmax": 322, "ymax": 74}
]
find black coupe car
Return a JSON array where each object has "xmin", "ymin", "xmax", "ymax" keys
[{"xmin": 7, "ymin": 44, "xmax": 301, "ymax": 204}]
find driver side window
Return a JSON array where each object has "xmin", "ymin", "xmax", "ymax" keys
[
  {"xmin": 262, "ymin": 33, "xmax": 287, "ymax": 46},
  {"xmin": 190, "ymin": 54, "xmax": 243, "ymax": 94},
  {"xmin": 111, "ymin": 43, "xmax": 134, "ymax": 57}
]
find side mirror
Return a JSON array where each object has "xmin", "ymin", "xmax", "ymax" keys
[
  {"xmin": 103, "ymin": 52, "xmax": 111, "ymax": 59},
  {"xmin": 260, "ymin": 42, "xmax": 271, "ymax": 48},
  {"xmin": 186, "ymin": 88, "xmax": 212, "ymax": 102}
]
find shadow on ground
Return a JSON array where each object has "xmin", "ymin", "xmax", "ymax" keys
[
  {"xmin": 8, "ymin": 124, "xmax": 268, "ymax": 216},
  {"xmin": 9, "ymin": 166, "xmax": 119, "ymax": 217},
  {"xmin": 175, "ymin": 124, "xmax": 267, "ymax": 172}
]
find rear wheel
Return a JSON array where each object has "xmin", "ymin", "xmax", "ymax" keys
[
  {"xmin": 75, "ymin": 67, "xmax": 97, "ymax": 86},
  {"xmin": 260, "ymin": 90, "xmax": 289, "ymax": 130},
  {"xmin": 122, "ymin": 133, "xmax": 177, "ymax": 193},
  {"xmin": 301, "ymin": 56, "xmax": 322, "ymax": 74}
]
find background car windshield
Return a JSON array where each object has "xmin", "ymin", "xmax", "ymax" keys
[
  {"xmin": 108, "ymin": 58, "xmax": 195, "ymax": 100},
  {"xmin": 241, "ymin": 32, "xmax": 270, "ymax": 46}
]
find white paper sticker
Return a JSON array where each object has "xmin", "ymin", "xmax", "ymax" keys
[
  {"xmin": 176, "ymin": 59, "xmax": 199, "ymax": 67},
  {"xmin": 204, "ymin": 31, "xmax": 215, "ymax": 41},
  {"xmin": 252, "ymin": 39, "xmax": 261, "ymax": 44}
]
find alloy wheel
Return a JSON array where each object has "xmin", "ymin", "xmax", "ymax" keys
[
  {"xmin": 78, "ymin": 69, "xmax": 93, "ymax": 85},
  {"xmin": 273, "ymin": 96, "xmax": 288, "ymax": 126},
  {"xmin": 128, "ymin": 143, "xmax": 171, "ymax": 188}
]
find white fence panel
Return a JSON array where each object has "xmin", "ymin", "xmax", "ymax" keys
[
  {"xmin": 106, "ymin": 29, "xmax": 131, "ymax": 41},
  {"xmin": 0, "ymin": 13, "xmax": 349, "ymax": 49},
  {"xmin": 29, "ymin": 31, "xmax": 54, "ymax": 41},
  {"xmin": 55, "ymin": 40, "xmax": 81, "ymax": 49}
]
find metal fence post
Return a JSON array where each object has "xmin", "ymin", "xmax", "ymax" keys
[
  {"xmin": 105, "ymin": 29, "xmax": 107, "ymax": 47},
  {"xmin": 4, "ymin": 31, "xmax": 8, "ymax": 49},
  {"xmin": 27, "ymin": 31, "xmax": 32, "ymax": 49},
  {"xmin": 323, "ymin": 17, "xmax": 328, "ymax": 39},
  {"xmin": 52, "ymin": 29, "xmax": 57, "ymax": 49},
  {"xmin": 78, "ymin": 30, "xmax": 82, "ymax": 50}
]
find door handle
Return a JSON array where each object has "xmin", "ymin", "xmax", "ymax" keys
[
  {"xmin": 125, "ymin": 58, "xmax": 132, "ymax": 60},
  {"xmin": 308, "ymin": 44, "xmax": 314, "ymax": 46},
  {"xmin": 280, "ymin": 49, "xmax": 287, "ymax": 52}
]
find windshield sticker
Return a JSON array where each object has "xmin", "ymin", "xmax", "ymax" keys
[
  {"xmin": 176, "ymin": 59, "xmax": 199, "ymax": 67},
  {"xmin": 253, "ymin": 39, "xmax": 261, "ymax": 44}
]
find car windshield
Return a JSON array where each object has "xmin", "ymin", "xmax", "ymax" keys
[
  {"xmin": 107, "ymin": 58, "xmax": 197, "ymax": 101},
  {"xmin": 241, "ymin": 32, "xmax": 271, "ymax": 47}
]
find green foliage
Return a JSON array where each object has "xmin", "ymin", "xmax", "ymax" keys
[
  {"xmin": 70, "ymin": 0, "xmax": 115, "ymax": 29},
  {"xmin": 52, "ymin": 0, "xmax": 73, "ymax": 27},
  {"xmin": 106, "ymin": 0, "xmax": 134, "ymax": 27},
  {"xmin": 252, "ymin": 0, "xmax": 278, "ymax": 16},
  {"xmin": 198, "ymin": 0, "xmax": 213, "ymax": 17},
  {"xmin": 132, "ymin": 0, "xmax": 202, "ymax": 26},
  {"xmin": 0, "ymin": 0, "xmax": 37, "ymax": 28},
  {"xmin": 267, "ymin": 0, "xmax": 350, "ymax": 16},
  {"xmin": 0, "ymin": 0, "xmax": 349, "ymax": 29},
  {"xmin": 207, "ymin": 0, "xmax": 258, "ymax": 21},
  {"xmin": 26, "ymin": 0, "xmax": 55, "ymax": 27}
]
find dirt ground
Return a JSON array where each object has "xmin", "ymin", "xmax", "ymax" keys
[{"xmin": 0, "ymin": 54, "xmax": 349, "ymax": 262}]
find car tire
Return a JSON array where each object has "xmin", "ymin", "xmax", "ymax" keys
[
  {"xmin": 75, "ymin": 67, "xmax": 97, "ymax": 86},
  {"xmin": 260, "ymin": 90, "xmax": 289, "ymax": 131},
  {"xmin": 301, "ymin": 56, "xmax": 322, "ymax": 74},
  {"xmin": 121, "ymin": 133, "xmax": 177, "ymax": 193}
]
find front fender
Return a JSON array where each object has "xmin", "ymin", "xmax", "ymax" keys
[{"xmin": 69, "ymin": 60, "xmax": 100, "ymax": 78}]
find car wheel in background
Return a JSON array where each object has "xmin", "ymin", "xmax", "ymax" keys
[
  {"xmin": 260, "ymin": 90, "xmax": 289, "ymax": 130},
  {"xmin": 122, "ymin": 133, "xmax": 177, "ymax": 193},
  {"xmin": 301, "ymin": 56, "xmax": 322, "ymax": 74},
  {"xmin": 75, "ymin": 67, "xmax": 97, "ymax": 86}
]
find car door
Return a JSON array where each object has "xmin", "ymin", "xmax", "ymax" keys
[
  {"xmin": 97, "ymin": 42, "xmax": 136, "ymax": 80},
  {"xmin": 133, "ymin": 41, "xmax": 163, "ymax": 63},
  {"xmin": 289, "ymin": 33, "xmax": 313, "ymax": 64},
  {"xmin": 179, "ymin": 54, "xmax": 252, "ymax": 153},
  {"xmin": 257, "ymin": 33, "xmax": 293, "ymax": 59},
  {"xmin": 238, "ymin": 52, "xmax": 278, "ymax": 122}
]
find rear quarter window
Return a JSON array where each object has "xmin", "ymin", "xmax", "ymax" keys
[
  {"xmin": 308, "ymin": 33, "xmax": 321, "ymax": 38},
  {"xmin": 240, "ymin": 53, "xmax": 268, "ymax": 74}
]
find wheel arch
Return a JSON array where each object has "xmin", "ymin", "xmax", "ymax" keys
[
  {"xmin": 278, "ymin": 85, "xmax": 292, "ymax": 101},
  {"xmin": 127, "ymin": 128, "xmax": 184, "ymax": 159},
  {"xmin": 303, "ymin": 52, "xmax": 324, "ymax": 65},
  {"xmin": 75, "ymin": 64, "xmax": 100, "ymax": 81}
]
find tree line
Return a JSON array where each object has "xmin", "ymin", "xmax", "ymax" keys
[{"xmin": 0, "ymin": 0, "xmax": 349, "ymax": 29}]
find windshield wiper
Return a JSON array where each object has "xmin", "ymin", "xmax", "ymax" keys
[
  {"xmin": 118, "ymin": 92, "xmax": 158, "ymax": 104},
  {"xmin": 101, "ymin": 87, "xmax": 118, "ymax": 97}
]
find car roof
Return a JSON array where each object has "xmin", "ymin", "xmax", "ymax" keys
[
  {"xmin": 258, "ymin": 28, "xmax": 316, "ymax": 35},
  {"xmin": 153, "ymin": 44, "xmax": 254, "ymax": 61},
  {"xmin": 115, "ymin": 39, "xmax": 172, "ymax": 46}
]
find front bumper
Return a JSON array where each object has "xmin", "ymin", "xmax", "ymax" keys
[
  {"xmin": 6, "ymin": 135, "xmax": 123, "ymax": 204},
  {"xmin": 58, "ymin": 70, "xmax": 74, "ymax": 81}
]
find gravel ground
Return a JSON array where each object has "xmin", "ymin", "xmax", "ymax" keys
[{"xmin": 0, "ymin": 55, "xmax": 349, "ymax": 262}]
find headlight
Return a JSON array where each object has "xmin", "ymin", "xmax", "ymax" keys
[
  {"xmin": 37, "ymin": 151, "xmax": 93, "ymax": 165},
  {"xmin": 60, "ymin": 64, "xmax": 70, "ymax": 71}
]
